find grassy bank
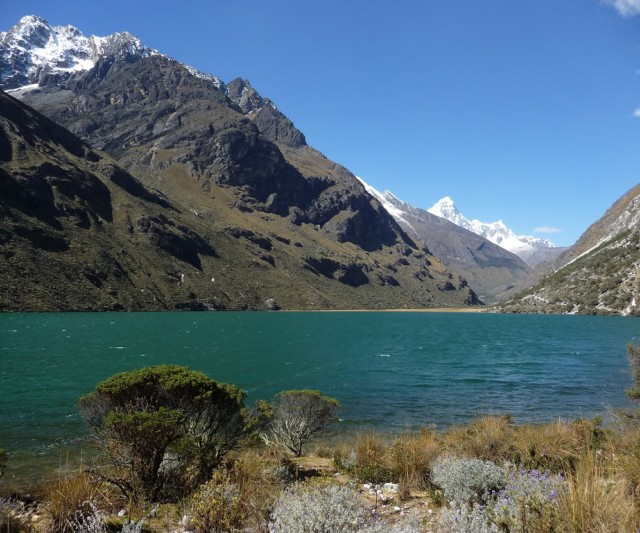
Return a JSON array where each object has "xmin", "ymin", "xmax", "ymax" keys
[{"xmin": 3, "ymin": 413, "xmax": 640, "ymax": 532}]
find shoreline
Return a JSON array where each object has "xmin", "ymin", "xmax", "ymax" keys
[{"xmin": 284, "ymin": 307, "xmax": 489, "ymax": 313}]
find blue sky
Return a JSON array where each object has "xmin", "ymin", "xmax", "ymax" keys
[{"xmin": 3, "ymin": 1, "xmax": 640, "ymax": 247}]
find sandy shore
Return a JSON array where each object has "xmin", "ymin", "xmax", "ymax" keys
[{"xmin": 285, "ymin": 307, "xmax": 489, "ymax": 313}]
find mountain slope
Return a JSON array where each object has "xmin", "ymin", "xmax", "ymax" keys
[
  {"xmin": 359, "ymin": 181, "xmax": 531, "ymax": 303},
  {"xmin": 497, "ymin": 184, "xmax": 640, "ymax": 316},
  {"xmin": 0, "ymin": 16, "xmax": 482, "ymax": 310},
  {"xmin": 428, "ymin": 197, "xmax": 561, "ymax": 266}
]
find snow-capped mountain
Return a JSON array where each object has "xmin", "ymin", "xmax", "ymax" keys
[
  {"xmin": 428, "ymin": 196, "xmax": 555, "ymax": 255},
  {"xmin": 0, "ymin": 15, "xmax": 223, "ymax": 91},
  {"xmin": 357, "ymin": 177, "xmax": 534, "ymax": 303}
]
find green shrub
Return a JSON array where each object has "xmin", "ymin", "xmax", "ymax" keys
[
  {"xmin": 79, "ymin": 365, "xmax": 267, "ymax": 500},
  {"xmin": 189, "ymin": 470, "xmax": 245, "ymax": 533}
]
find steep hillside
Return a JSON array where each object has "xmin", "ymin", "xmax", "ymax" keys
[
  {"xmin": 0, "ymin": 91, "xmax": 481, "ymax": 311},
  {"xmin": 0, "ymin": 14, "xmax": 485, "ymax": 311},
  {"xmin": 359, "ymin": 182, "xmax": 531, "ymax": 303},
  {"xmin": 497, "ymin": 184, "xmax": 640, "ymax": 316}
]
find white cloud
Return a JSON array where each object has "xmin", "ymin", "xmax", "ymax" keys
[
  {"xmin": 602, "ymin": 0, "xmax": 640, "ymax": 17},
  {"xmin": 633, "ymin": 108, "xmax": 640, "ymax": 118},
  {"xmin": 534, "ymin": 226, "xmax": 562, "ymax": 234}
]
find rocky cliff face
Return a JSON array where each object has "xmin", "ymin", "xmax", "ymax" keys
[
  {"xmin": 1, "ymin": 16, "xmax": 482, "ymax": 311},
  {"xmin": 497, "ymin": 184, "xmax": 640, "ymax": 316}
]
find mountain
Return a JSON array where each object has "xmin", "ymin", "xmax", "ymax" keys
[
  {"xmin": 358, "ymin": 180, "xmax": 532, "ymax": 303},
  {"xmin": 497, "ymin": 183, "xmax": 640, "ymax": 316},
  {"xmin": 0, "ymin": 15, "xmax": 223, "ymax": 92},
  {"xmin": 0, "ymin": 17, "xmax": 482, "ymax": 311},
  {"xmin": 428, "ymin": 197, "xmax": 563, "ymax": 266}
]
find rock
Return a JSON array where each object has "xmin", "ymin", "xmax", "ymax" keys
[
  {"xmin": 383, "ymin": 482, "xmax": 399, "ymax": 493},
  {"xmin": 265, "ymin": 298, "xmax": 280, "ymax": 311}
]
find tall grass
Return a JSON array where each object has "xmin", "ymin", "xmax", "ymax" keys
[
  {"xmin": 387, "ymin": 430, "xmax": 441, "ymax": 496},
  {"xmin": 41, "ymin": 471, "xmax": 112, "ymax": 533},
  {"xmin": 559, "ymin": 453, "xmax": 640, "ymax": 533}
]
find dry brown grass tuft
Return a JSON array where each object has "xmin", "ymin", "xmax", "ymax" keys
[
  {"xmin": 41, "ymin": 470, "xmax": 113, "ymax": 533},
  {"xmin": 442, "ymin": 415, "xmax": 516, "ymax": 463},
  {"xmin": 559, "ymin": 453, "xmax": 640, "ymax": 533},
  {"xmin": 387, "ymin": 429, "xmax": 441, "ymax": 496},
  {"xmin": 350, "ymin": 431, "xmax": 393, "ymax": 484},
  {"xmin": 229, "ymin": 452, "xmax": 283, "ymax": 530},
  {"xmin": 512, "ymin": 419, "xmax": 602, "ymax": 473}
]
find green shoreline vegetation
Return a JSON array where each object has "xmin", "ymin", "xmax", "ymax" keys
[{"xmin": 2, "ymin": 348, "xmax": 640, "ymax": 532}]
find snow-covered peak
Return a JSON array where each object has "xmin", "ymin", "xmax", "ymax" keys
[
  {"xmin": 1, "ymin": 15, "xmax": 227, "ymax": 94},
  {"xmin": 429, "ymin": 196, "xmax": 464, "ymax": 225},
  {"xmin": 357, "ymin": 177, "xmax": 411, "ymax": 225},
  {"xmin": 428, "ymin": 196, "xmax": 555, "ymax": 254},
  {"xmin": 0, "ymin": 15, "xmax": 160, "ymax": 90}
]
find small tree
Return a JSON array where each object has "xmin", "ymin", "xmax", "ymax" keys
[
  {"xmin": 626, "ymin": 343, "xmax": 640, "ymax": 400},
  {"xmin": 79, "ymin": 365, "xmax": 261, "ymax": 500},
  {"xmin": 264, "ymin": 390, "xmax": 339, "ymax": 457}
]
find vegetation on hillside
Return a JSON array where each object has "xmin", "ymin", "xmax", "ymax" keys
[{"xmin": 498, "ymin": 229, "xmax": 640, "ymax": 315}]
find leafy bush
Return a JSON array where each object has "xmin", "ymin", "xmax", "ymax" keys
[
  {"xmin": 431, "ymin": 456, "xmax": 504, "ymax": 505},
  {"xmin": 189, "ymin": 470, "xmax": 244, "ymax": 533},
  {"xmin": 268, "ymin": 483, "xmax": 372, "ymax": 533},
  {"xmin": 488, "ymin": 466, "xmax": 564, "ymax": 532},
  {"xmin": 79, "ymin": 365, "xmax": 266, "ymax": 500},
  {"xmin": 439, "ymin": 502, "xmax": 498, "ymax": 533},
  {"xmin": 359, "ymin": 516, "xmax": 422, "ymax": 532},
  {"xmin": 264, "ymin": 390, "xmax": 339, "ymax": 457}
]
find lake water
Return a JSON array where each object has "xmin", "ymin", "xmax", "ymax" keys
[{"xmin": 0, "ymin": 311, "xmax": 638, "ymax": 481}]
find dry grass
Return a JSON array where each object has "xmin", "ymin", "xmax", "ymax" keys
[
  {"xmin": 511, "ymin": 419, "xmax": 602, "ymax": 473},
  {"xmin": 387, "ymin": 429, "xmax": 441, "ymax": 496},
  {"xmin": 228, "ymin": 453, "xmax": 282, "ymax": 530},
  {"xmin": 442, "ymin": 414, "xmax": 516, "ymax": 462},
  {"xmin": 41, "ymin": 470, "xmax": 114, "ymax": 533},
  {"xmin": 350, "ymin": 431, "xmax": 394, "ymax": 484},
  {"xmin": 18, "ymin": 416, "xmax": 640, "ymax": 531},
  {"xmin": 559, "ymin": 453, "xmax": 640, "ymax": 533}
]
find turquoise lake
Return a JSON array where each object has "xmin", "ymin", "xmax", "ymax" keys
[{"xmin": 0, "ymin": 311, "xmax": 638, "ymax": 481}]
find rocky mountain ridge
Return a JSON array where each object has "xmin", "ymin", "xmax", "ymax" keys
[{"xmin": 0, "ymin": 16, "xmax": 482, "ymax": 311}]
